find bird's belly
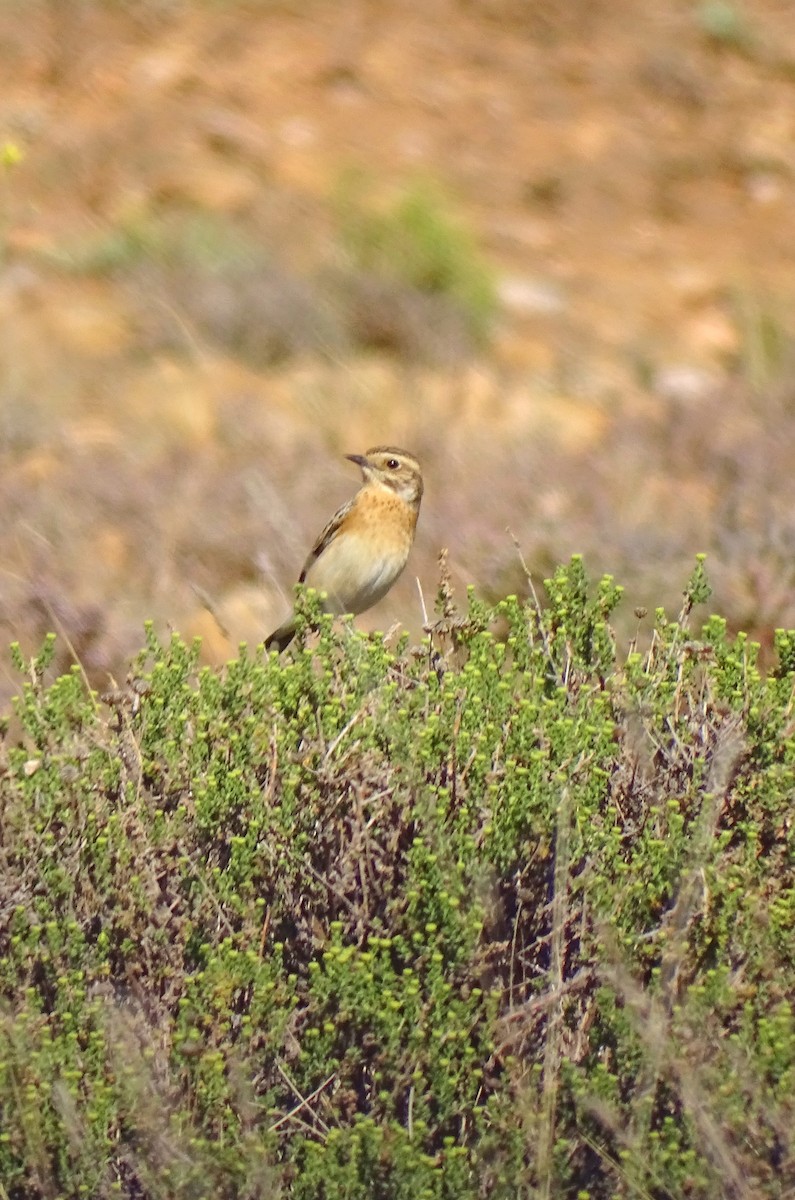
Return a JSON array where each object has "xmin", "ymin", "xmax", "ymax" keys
[
  {"xmin": 305, "ymin": 530, "xmax": 408, "ymax": 616},
  {"xmin": 346, "ymin": 553, "xmax": 403, "ymax": 614}
]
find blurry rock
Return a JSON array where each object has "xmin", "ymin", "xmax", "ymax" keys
[
  {"xmin": 498, "ymin": 276, "xmax": 565, "ymax": 316},
  {"xmin": 571, "ymin": 114, "xmax": 616, "ymax": 161},
  {"xmin": 64, "ymin": 417, "xmax": 122, "ymax": 451},
  {"xmin": 683, "ymin": 307, "xmax": 740, "ymax": 358},
  {"xmin": 653, "ymin": 364, "xmax": 720, "ymax": 404},
  {"xmin": 669, "ymin": 266, "xmax": 725, "ymax": 306},
  {"xmin": 198, "ymin": 107, "xmax": 272, "ymax": 161},
  {"xmin": 745, "ymin": 172, "xmax": 785, "ymax": 206},
  {"xmin": 133, "ymin": 43, "xmax": 198, "ymax": 91},
  {"xmin": 278, "ymin": 118, "xmax": 317, "ymax": 149}
]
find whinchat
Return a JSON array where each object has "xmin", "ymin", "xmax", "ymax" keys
[{"xmin": 265, "ymin": 446, "xmax": 423, "ymax": 653}]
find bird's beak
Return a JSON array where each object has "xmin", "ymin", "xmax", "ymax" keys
[{"xmin": 346, "ymin": 453, "xmax": 370, "ymax": 470}]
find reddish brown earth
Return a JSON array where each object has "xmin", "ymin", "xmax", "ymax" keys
[{"xmin": 1, "ymin": 1, "xmax": 794, "ymax": 700}]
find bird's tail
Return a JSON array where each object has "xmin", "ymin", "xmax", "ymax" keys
[{"xmin": 265, "ymin": 620, "xmax": 296, "ymax": 654}]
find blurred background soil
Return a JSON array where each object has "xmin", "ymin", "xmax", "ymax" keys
[{"xmin": 1, "ymin": 0, "xmax": 795, "ymax": 703}]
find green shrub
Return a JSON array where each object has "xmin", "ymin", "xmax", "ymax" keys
[
  {"xmin": 0, "ymin": 560, "xmax": 793, "ymax": 1196},
  {"xmin": 336, "ymin": 173, "xmax": 497, "ymax": 346}
]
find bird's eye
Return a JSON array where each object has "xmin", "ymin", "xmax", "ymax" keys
[{"xmin": 386, "ymin": 458, "xmax": 400, "ymax": 470}]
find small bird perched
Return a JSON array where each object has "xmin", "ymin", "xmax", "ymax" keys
[{"xmin": 265, "ymin": 446, "xmax": 423, "ymax": 653}]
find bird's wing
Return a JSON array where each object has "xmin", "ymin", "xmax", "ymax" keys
[{"xmin": 298, "ymin": 496, "xmax": 356, "ymax": 583}]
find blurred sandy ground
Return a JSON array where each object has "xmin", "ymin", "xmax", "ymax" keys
[{"xmin": 1, "ymin": 0, "xmax": 795, "ymax": 702}]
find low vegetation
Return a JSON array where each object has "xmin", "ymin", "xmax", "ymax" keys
[
  {"xmin": 1, "ymin": 557, "xmax": 793, "ymax": 1197},
  {"xmin": 34, "ymin": 174, "xmax": 497, "ymax": 367}
]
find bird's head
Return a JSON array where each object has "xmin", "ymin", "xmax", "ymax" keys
[{"xmin": 346, "ymin": 446, "xmax": 424, "ymax": 506}]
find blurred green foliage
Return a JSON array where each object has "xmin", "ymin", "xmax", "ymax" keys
[{"xmin": 336, "ymin": 173, "xmax": 498, "ymax": 344}]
